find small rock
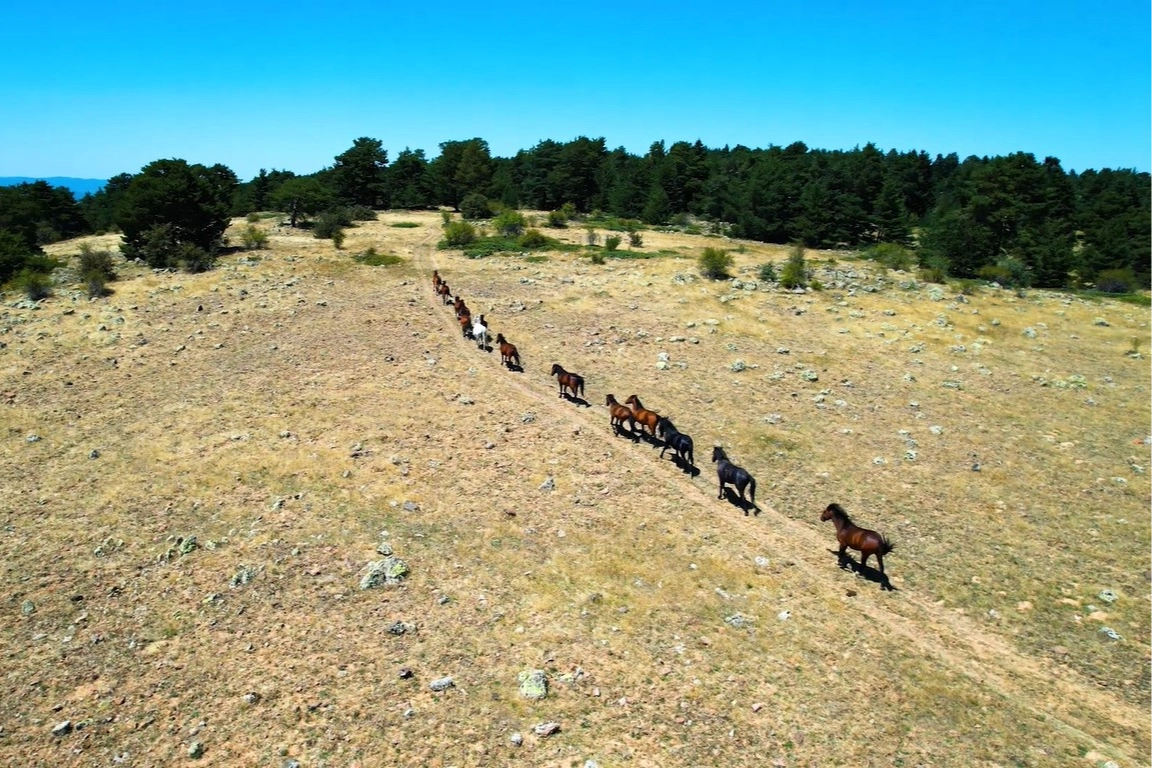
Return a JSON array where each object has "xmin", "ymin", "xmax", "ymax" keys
[
  {"xmin": 777, "ymin": 610, "xmax": 791, "ymax": 621},
  {"xmin": 509, "ymin": 732, "xmax": 523, "ymax": 747},
  {"xmin": 533, "ymin": 722, "xmax": 561, "ymax": 737},
  {"xmin": 388, "ymin": 620, "xmax": 415, "ymax": 635},
  {"xmin": 429, "ymin": 676, "xmax": 454, "ymax": 692},
  {"xmin": 437, "ymin": 595, "xmax": 450, "ymax": 605},
  {"xmin": 398, "ymin": 668, "xmax": 413, "ymax": 679},
  {"xmin": 521, "ymin": 412, "xmax": 536, "ymax": 423},
  {"xmin": 376, "ymin": 542, "xmax": 393, "ymax": 556},
  {"xmin": 518, "ymin": 669, "xmax": 548, "ymax": 700},
  {"xmin": 25, "ymin": 434, "xmax": 41, "ymax": 443},
  {"xmin": 243, "ymin": 692, "xmax": 261, "ymax": 705},
  {"xmin": 1093, "ymin": 317, "xmax": 1110, "ymax": 327},
  {"xmin": 402, "ymin": 501, "xmax": 419, "ymax": 512},
  {"xmin": 188, "ymin": 741, "xmax": 205, "ymax": 759},
  {"xmin": 538, "ymin": 476, "xmax": 555, "ymax": 492},
  {"xmin": 1098, "ymin": 589, "xmax": 1118, "ymax": 604},
  {"xmin": 21, "ymin": 600, "xmax": 34, "ymax": 615},
  {"xmin": 51, "ymin": 720, "xmax": 72, "ymax": 737},
  {"xmin": 89, "ymin": 449, "xmax": 100, "ymax": 459},
  {"xmin": 751, "ymin": 702, "xmax": 764, "ymax": 713},
  {"xmin": 359, "ymin": 556, "xmax": 410, "ymax": 589},
  {"xmin": 730, "ymin": 359, "xmax": 746, "ymax": 373},
  {"xmin": 229, "ymin": 565, "xmax": 256, "ymax": 588}
]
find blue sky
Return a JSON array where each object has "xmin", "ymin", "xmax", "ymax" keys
[{"xmin": 2, "ymin": 0, "xmax": 1148, "ymax": 181}]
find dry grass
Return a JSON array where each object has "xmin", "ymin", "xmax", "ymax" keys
[{"xmin": 0, "ymin": 211, "xmax": 1147, "ymax": 767}]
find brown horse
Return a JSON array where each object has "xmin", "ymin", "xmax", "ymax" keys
[
  {"xmin": 605, "ymin": 394, "xmax": 636, "ymax": 435},
  {"xmin": 624, "ymin": 394, "xmax": 660, "ymax": 438},
  {"xmin": 550, "ymin": 364, "xmax": 585, "ymax": 400},
  {"xmin": 432, "ymin": 269, "xmax": 442, "ymax": 292},
  {"xmin": 458, "ymin": 308, "xmax": 473, "ymax": 338},
  {"xmin": 821, "ymin": 503, "xmax": 895, "ymax": 579},
  {"xmin": 495, "ymin": 333, "xmax": 521, "ymax": 369},
  {"xmin": 453, "ymin": 296, "xmax": 468, "ymax": 319},
  {"xmin": 437, "ymin": 281, "xmax": 452, "ymax": 305}
]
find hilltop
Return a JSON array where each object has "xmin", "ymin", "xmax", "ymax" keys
[{"xmin": 0, "ymin": 213, "xmax": 1148, "ymax": 767}]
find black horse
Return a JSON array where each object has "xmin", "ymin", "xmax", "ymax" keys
[
  {"xmin": 656, "ymin": 417, "xmax": 694, "ymax": 467},
  {"xmin": 712, "ymin": 446, "xmax": 757, "ymax": 513}
]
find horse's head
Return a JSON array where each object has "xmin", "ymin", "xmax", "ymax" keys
[
  {"xmin": 624, "ymin": 394, "xmax": 639, "ymax": 408},
  {"xmin": 711, "ymin": 445, "xmax": 727, "ymax": 463},
  {"xmin": 821, "ymin": 503, "xmax": 844, "ymax": 522},
  {"xmin": 495, "ymin": 333, "xmax": 506, "ymax": 344},
  {"xmin": 605, "ymin": 394, "xmax": 617, "ymax": 406},
  {"xmin": 551, "ymin": 364, "xmax": 562, "ymax": 376}
]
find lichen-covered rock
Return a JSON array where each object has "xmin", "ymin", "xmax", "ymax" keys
[
  {"xmin": 730, "ymin": 360, "xmax": 746, "ymax": 373},
  {"xmin": 429, "ymin": 676, "xmax": 454, "ymax": 691},
  {"xmin": 360, "ymin": 556, "xmax": 410, "ymax": 589},
  {"xmin": 533, "ymin": 721, "xmax": 561, "ymax": 737},
  {"xmin": 518, "ymin": 669, "xmax": 548, "ymax": 700}
]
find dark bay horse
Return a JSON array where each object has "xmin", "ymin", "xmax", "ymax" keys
[
  {"xmin": 711, "ymin": 446, "xmax": 757, "ymax": 512},
  {"xmin": 821, "ymin": 503, "xmax": 894, "ymax": 579},
  {"xmin": 453, "ymin": 296, "xmax": 468, "ymax": 319},
  {"xmin": 624, "ymin": 394, "xmax": 660, "ymax": 438},
  {"xmin": 437, "ymin": 281, "xmax": 452, "ymax": 305},
  {"xmin": 550, "ymin": 364, "xmax": 585, "ymax": 400},
  {"xmin": 458, "ymin": 308, "xmax": 473, "ymax": 339},
  {"xmin": 432, "ymin": 270, "xmax": 442, "ymax": 292},
  {"xmin": 656, "ymin": 417, "xmax": 694, "ymax": 467},
  {"xmin": 495, "ymin": 333, "xmax": 521, "ymax": 370},
  {"xmin": 605, "ymin": 394, "xmax": 637, "ymax": 436}
]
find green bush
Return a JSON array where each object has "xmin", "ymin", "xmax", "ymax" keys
[
  {"xmin": 78, "ymin": 243, "xmax": 116, "ymax": 281},
  {"xmin": 590, "ymin": 251, "xmax": 605, "ymax": 265},
  {"xmin": 131, "ymin": 224, "xmax": 180, "ymax": 268},
  {"xmin": 585, "ymin": 228, "xmax": 599, "ymax": 247},
  {"xmin": 331, "ymin": 228, "xmax": 345, "ymax": 249},
  {"xmin": 780, "ymin": 244, "xmax": 808, "ymax": 289},
  {"xmin": 976, "ymin": 264, "xmax": 1013, "ymax": 285},
  {"xmin": 245, "ymin": 212, "xmax": 261, "ymax": 223},
  {"xmin": 390, "ymin": 221, "xmax": 420, "ymax": 228},
  {"xmin": 440, "ymin": 220, "xmax": 478, "ymax": 248},
  {"xmin": 313, "ymin": 211, "xmax": 347, "ymax": 240},
  {"xmin": 518, "ymin": 229, "xmax": 549, "ymax": 248},
  {"xmin": 918, "ymin": 266, "xmax": 947, "ymax": 283},
  {"xmin": 698, "ymin": 247, "xmax": 733, "ymax": 280},
  {"xmin": 460, "ymin": 193, "xmax": 491, "ymax": 220},
  {"xmin": 346, "ymin": 205, "xmax": 376, "ymax": 222},
  {"xmin": 864, "ymin": 242, "xmax": 916, "ymax": 271},
  {"xmin": 605, "ymin": 235, "xmax": 622, "ymax": 252},
  {"xmin": 440, "ymin": 210, "xmax": 453, "ymax": 226},
  {"xmin": 492, "ymin": 210, "xmax": 525, "ymax": 237},
  {"xmin": 12, "ymin": 268, "xmax": 53, "ymax": 300},
  {"xmin": 1095, "ymin": 268, "xmax": 1139, "ymax": 294},
  {"xmin": 546, "ymin": 210, "xmax": 567, "ymax": 228},
  {"xmin": 177, "ymin": 243, "xmax": 215, "ymax": 273},
  {"xmin": 758, "ymin": 263, "xmax": 778, "ymax": 282},
  {"xmin": 353, "ymin": 247, "xmax": 402, "ymax": 266},
  {"xmin": 239, "ymin": 226, "xmax": 269, "ymax": 250},
  {"xmin": 628, "ymin": 230, "xmax": 643, "ymax": 248}
]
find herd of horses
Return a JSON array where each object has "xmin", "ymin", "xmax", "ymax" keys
[{"xmin": 430, "ymin": 269, "xmax": 895, "ymax": 589}]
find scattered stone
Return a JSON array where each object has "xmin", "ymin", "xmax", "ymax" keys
[
  {"xmin": 429, "ymin": 676, "xmax": 454, "ymax": 692},
  {"xmin": 518, "ymin": 669, "xmax": 548, "ymax": 700},
  {"xmin": 763, "ymin": 413, "xmax": 783, "ymax": 425},
  {"xmin": 754, "ymin": 556, "xmax": 769, "ymax": 567},
  {"xmin": 21, "ymin": 600, "xmax": 34, "ymax": 615},
  {"xmin": 1098, "ymin": 627, "xmax": 1122, "ymax": 641},
  {"xmin": 533, "ymin": 722, "xmax": 561, "ymax": 737},
  {"xmin": 387, "ymin": 620, "xmax": 416, "ymax": 636},
  {"xmin": 777, "ymin": 610, "xmax": 791, "ymax": 621},
  {"xmin": 929, "ymin": 425, "xmax": 943, "ymax": 435},
  {"xmin": 538, "ymin": 476, "xmax": 555, "ymax": 492},
  {"xmin": 188, "ymin": 741, "xmax": 205, "ymax": 759},
  {"xmin": 873, "ymin": 457, "xmax": 887, "ymax": 466},
  {"xmin": 1098, "ymin": 589, "xmax": 1118, "ymax": 604},
  {"xmin": 751, "ymin": 702, "xmax": 764, "ymax": 713},
  {"xmin": 724, "ymin": 614, "xmax": 750, "ymax": 628},
  {"xmin": 1023, "ymin": 327, "xmax": 1037, "ymax": 338},
  {"xmin": 521, "ymin": 412, "xmax": 536, "ymax": 423},
  {"xmin": 51, "ymin": 720, "xmax": 73, "ymax": 737},
  {"xmin": 509, "ymin": 732, "xmax": 523, "ymax": 747},
  {"xmin": 1093, "ymin": 317, "xmax": 1110, "ymax": 327},
  {"xmin": 178, "ymin": 536, "xmax": 198, "ymax": 555},
  {"xmin": 229, "ymin": 565, "xmax": 257, "ymax": 588},
  {"xmin": 376, "ymin": 542, "xmax": 393, "ymax": 556},
  {"xmin": 730, "ymin": 359, "xmax": 746, "ymax": 373},
  {"xmin": 800, "ymin": 370, "xmax": 818, "ymax": 382},
  {"xmin": 437, "ymin": 595, "xmax": 450, "ymax": 605},
  {"xmin": 243, "ymin": 692, "xmax": 261, "ymax": 705},
  {"xmin": 359, "ymin": 556, "xmax": 410, "ymax": 589},
  {"xmin": 89, "ymin": 449, "xmax": 100, "ymax": 459},
  {"xmin": 398, "ymin": 668, "xmax": 413, "ymax": 679},
  {"xmin": 402, "ymin": 501, "xmax": 419, "ymax": 512},
  {"xmin": 25, "ymin": 434, "xmax": 41, "ymax": 443}
]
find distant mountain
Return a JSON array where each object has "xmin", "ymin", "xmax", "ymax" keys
[{"xmin": 0, "ymin": 177, "xmax": 107, "ymax": 197}]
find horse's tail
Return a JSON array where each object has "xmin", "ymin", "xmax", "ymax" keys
[
  {"xmin": 577, "ymin": 377, "xmax": 584, "ymax": 397},
  {"xmin": 879, "ymin": 536, "xmax": 895, "ymax": 556},
  {"xmin": 748, "ymin": 474, "xmax": 756, "ymax": 504}
]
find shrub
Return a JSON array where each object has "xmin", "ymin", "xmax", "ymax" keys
[
  {"xmin": 918, "ymin": 266, "xmax": 947, "ymax": 283},
  {"xmin": 698, "ymin": 247, "xmax": 733, "ymax": 280},
  {"xmin": 440, "ymin": 210, "xmax": 453, "ymax": 226},
  {"xmin": 605, "ymin": 235, "xmax": 622, "ymax": 252},
  {"xmin": 12, "ymin": 268, "xmax": 53, "ymax": 300},
  {"xmin": 239, "ymin": 226, "xmax": 269, "ymax": 250},
  {"xmin": 131, "ymin": 224, "xmax": 179, "ymax": 268},
  {"xmin": 518, "ymin": 229, "xmax": 549, "ymax": 249},
  {"xmin": 331, "ymin": 228, "xmax": 345, "ymax": 249},
  {"xmin": 78, "ymin": 243, "xmax": 116, "ymax": 281},
  {"xmin": 590, "ymin": 251, "xmax": 605, "ymax": 265},
  {"xmin": 353, "ymin": 247, "xmax": 402, "ymax": 266},
  {"xmin": 492, "ymin": 210, "xmax": 526, "ymax": 237},
  {"xmin": 177, "ymin": 243, "xmax": 215, "ymax": 273},
  {"xmin": 780, "ymin": 244, "xmax": 808, "ymax": 289},
  {"xmin": 390, "ymin": 221, "xmax": 420, "ymax": 228},
  {"xmin": 460, "ymin": 193, "xmax": 491, "ymax": 220},
  {"xmin": 1095, "ymin": 268, "xmax": 1138, "ymax": 294},
  {"xmin": 758, "ymin": 263, "xmax": 778, "ymax": 282},
  {"xmin": 440, "ymin": 220, "xmax": 478, "ymax": 248},
  {"xmin": 546, "ymin": 210, "xmax": 567, "ymax": 228},
  {"xmin": 313, "ymin": 211, "xmax": 347, "ymax": 240},
  {"xmin": 245, "ymin": 212, "xmax": 261, "ymax": 223},
  {"xmin": 585, "ymin": 228, "xmax": 599, "ymax": 247},
  {"xmin": 864, "ymin": 242, "xmax": 916, "ymax": 271},
  {"xmin": 977, "ymin": 264, "xmax": 1013, "ymax": 285},
  {"xmin": 346, "ymin": 205, "xmax": 376, "ymax": 222},
  {"xmin": 628, "ymin": 230, "xmax": 643, "ymax": 248}
]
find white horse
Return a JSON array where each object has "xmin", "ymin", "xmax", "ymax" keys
[{"xmin": 471, "ymin": 315, "xmax": 489, "ymax": 350}]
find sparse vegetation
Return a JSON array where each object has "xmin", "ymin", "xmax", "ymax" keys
[
  {"xmin": 12, "ymin": 268, "xmax": 53, "ymax": 300},
  {"xmin": 460, "ymin": 193, "xmax": 491, "ymax": 220},
  {"xmin": 390, "ymin": 221, "xmax": 420, "ymax": 228},
  {"xmin": 864, "ymin": 242, "xmax": 916, "ymax": 271},
  {"xmin": 352, "ymin": 247, "xmax": 402, "ymax": 266},
  {"xmin": 628, "ymin": 230, "xmax": 643, "ymax": 248},
  {"xmin": 78, "ymin": 243, "xmax": 115, "ymax": 297},
  {"xmin": 698, "ymin": 246, "xmax": 733, "ymax": 279},
  {"xmin": 605, "ymin": 235, "xmax": 622, "ymax": 252},
  {"xmin": 239, "ymin": 225, "xmax": 269, "ymax": 250},
  {"xmin": 758, "ymin": 263, "xmax": 778, "ymax": 282},
  {"xmin": 780, "ymin": 243, "xmax": 808, "ymax": 288}
]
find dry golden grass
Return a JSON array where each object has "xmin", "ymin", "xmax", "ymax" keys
[{"xmin": 0, "ymin": 211, "xmax": 1147, "ymax": 767}]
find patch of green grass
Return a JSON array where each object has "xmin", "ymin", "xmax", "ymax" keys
[
  {"xmin": 352, "ymin": 247, "xmax": 402, "ymax": 267},
  {"xmin": 523, "ymin": 255, "xmax": 548, "ymax": 263},
  {"xmin": 582, "ymin": 214, "xmax": 642, "ymax": 232},
  {"xmin": 462, "ymin": 235, "xmax": 577, "ymax": 260},
  {"xmin": 389, "ymin": 222, "xmax": 420, "ymax": 228}
]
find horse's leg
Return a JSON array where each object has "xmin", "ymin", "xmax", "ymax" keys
[{"xmin": 875, "ymin": 553, "xmax": 884, "ymax": 575}]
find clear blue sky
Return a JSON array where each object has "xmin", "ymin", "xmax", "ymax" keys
[{"xmin": 2, "ymin": 0, "xmax": 1148, "ymax": 181}]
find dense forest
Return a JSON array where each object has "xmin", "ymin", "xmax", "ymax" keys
[{"xmin": 1, "ymin": 136, "xmax": 1148, "ymax": 292}]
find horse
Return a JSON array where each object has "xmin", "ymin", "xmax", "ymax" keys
[
  {"xmin": 458, "ymin": 309, "xmax": 473, "ymax": 339},
  {"xmin": 550, "ymin": 364, "xmax": 585, "ymax": 400},
  {"xmin": 711, "ymin": 446, "xmax": 757, "ymax": 512},
  {"xmin": 432, "ymin": 270, "xmax": 442, "ymax": 292},
  {"xmin": 437, "ymin": 281, "xmax": 452, "ymax": 305},
  {"xmin": 471, "ymin": 315, "xmax": 488, "ymax": 350},
  {"xmin": 453, "ymin": 296, "xmax": 468, "ymax": 319},
  {"xmin": 656, "ymin": 417, "xmax": 694, "ymax": 467},
  {"xmin": 605, "ymin": 394, "xmax": 637, "ymax": 436},
  {"xmin": 623, "ymin": 394, "xmax": 660, "ymax": 438},
  {"xmin": 821, "ymin": 503, "xmax": 895, "ymax": 577},
  {"xmin": 495, "ymin": 333, "xmax": 521, "ymax": 369}
]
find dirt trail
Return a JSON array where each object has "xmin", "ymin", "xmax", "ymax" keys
[{"xmin": 416, "ymin": 242, "xmax": 1147, "ymax": 762}]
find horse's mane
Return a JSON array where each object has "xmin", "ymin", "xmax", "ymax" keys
[{"xmin": 827, "ymin": 503, "xmax": 852, "ymax": 526}]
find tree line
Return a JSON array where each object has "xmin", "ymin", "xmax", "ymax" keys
[{"xmin": 1, "ymin": 135, "xmax": 1148, "ymax": 291}]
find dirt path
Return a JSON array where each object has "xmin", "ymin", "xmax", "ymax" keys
[{"xmin": 416, "ymin": 241, "xmax": 1148, "ymax": 763}]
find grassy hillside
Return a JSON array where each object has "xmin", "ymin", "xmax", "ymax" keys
[{"xmin": 1, "ymin": 212, "xmax": 1148, "ymax": 767}]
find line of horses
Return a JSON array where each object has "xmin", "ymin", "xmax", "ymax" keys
[{"xmin": 429, "ymin": 269, "xmax": 895, "ymax": 589}]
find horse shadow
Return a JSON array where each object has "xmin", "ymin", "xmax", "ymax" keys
[
  {"xmin": 722, "ymin": 488, "xmax": 759, "ymax": 516},
  {"xmin": 671, "ymin": 456, "xmax": 701, "ymax": 477},
  {"xmin": 634, "ymin": 430, "xmax": 662, "ymax": 447},
  {"xmin": 504, "ymin": 362, "xmax": 524, "ymax": 373},
  {"xmin": 829, "ymin": 549, "xmax": 897, "ymax": 591},
  {"xmin": 613, "ymin": 424, "xmax": 641, "ymax": 443},
  {"xmin": 561, "ymin": 393, "xmax": 591, "ymax": 408}
]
